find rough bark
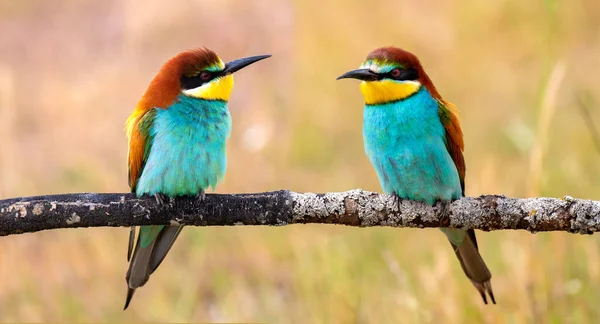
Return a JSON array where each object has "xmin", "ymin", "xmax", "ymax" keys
[{"xmin": 1, "ymin": 189, "xmax": 599, "ymax": 236}]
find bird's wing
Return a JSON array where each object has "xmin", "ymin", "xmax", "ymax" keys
[
  {"xmin": 437, "ymin": 100, "xmax": 494, "ymax": 303},
  {"xmin": 126, "ymin": 108, "xmax": 157, "ymax": 192},
  {"xmin": 125, "ymin": 108, "xmax": 157, "ymax": 263},
  {"xmin": 437, "ymin": 99, "xmax": 465, "ymax": 195}
]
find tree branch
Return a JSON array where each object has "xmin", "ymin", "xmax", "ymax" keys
[{"xmin": 1, "ymin": 189, "xmax": 599, "ymax": 236}]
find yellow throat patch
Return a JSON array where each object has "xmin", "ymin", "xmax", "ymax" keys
[
  {"xmin": 359, "ymin": 80, "xmax": 421, "ymax": 105},
  {"xmin": 183, "ymin": 74, "xmax": 235, "ymax": 101}
]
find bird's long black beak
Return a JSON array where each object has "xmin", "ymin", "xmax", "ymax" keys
[
  {"xmin": 336, "ymin": 68, "xmax": 380, "ymax": 81},
  {"xmin": 222, "ymin": 54, "xmax": 271, "ymax": 75}
]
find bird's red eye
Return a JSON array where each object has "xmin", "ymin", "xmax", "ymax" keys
[
  {"xmin": 390, "ymin": 69, "xmax": 401, "ymax": 77},
  {"xmin": 200, "ymin": 71, "xmax": 211, "ymax": 80}
]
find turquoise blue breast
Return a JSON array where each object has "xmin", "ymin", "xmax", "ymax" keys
[
  {"xmin": 363, "ymin": 87, "xmax": 462, "ymax": 205},
  {"xmin": 136, "ymin": 95, "xmax": 232, "ymax": 197}
]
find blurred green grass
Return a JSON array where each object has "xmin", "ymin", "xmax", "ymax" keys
[{"xmin": 1, "ymin": 0, "xmax": 600, "ymax": 322}]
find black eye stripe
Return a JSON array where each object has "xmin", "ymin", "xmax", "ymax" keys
[
  {"xmin": 386, "ymin": 67, "xmax": 418, "ymax": 81},
  {"xmin": 180, "ymin": 72, "xmax": 217, "ymax": 90}
]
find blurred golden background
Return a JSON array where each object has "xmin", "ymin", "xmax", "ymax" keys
[{"xmin": 1, "ymin": 0, "xmax": 600, "ymax": 322}]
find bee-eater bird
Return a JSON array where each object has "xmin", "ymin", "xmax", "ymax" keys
[
  {"xmin": 124, "ymin": 48, "xmax": 270, "ymax": 309},
  {"xmin": 337, "ymin": 47, "xmax": 495, "ymax": 304}
]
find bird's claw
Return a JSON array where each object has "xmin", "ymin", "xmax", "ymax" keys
[
  {"xmin": 195, "ymin": 190, "xmax": 206, "ymax": 203},
  {"xmin": 153, "ymin": 191, "xmax": 204, "ymax": 208},
  {"xmin": 154, "ymin": 193, "xmax": 170, "ymax": 207},
  {"xmin": 392, "ymin": 193, "xmax": 403, "ymax": 211},
  {"xmin": 437, "ymin": 200, "xmax": 452, "ymax": 226}
]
